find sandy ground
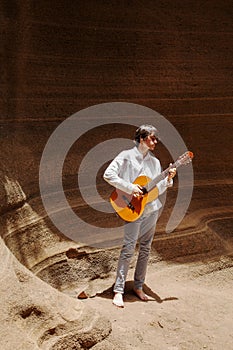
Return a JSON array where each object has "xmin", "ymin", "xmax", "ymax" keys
[{"xmin": 80, "ymin": 257, "xmax": 233, "ymax": 350}]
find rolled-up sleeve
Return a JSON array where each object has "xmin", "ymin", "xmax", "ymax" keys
[{"xmin": 157, "ymin": 177, "xmax": 173, "ymax": 195}]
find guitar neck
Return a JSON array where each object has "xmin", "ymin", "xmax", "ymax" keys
[
  {"xmin": 141, "ymin": 151, "xmax": 193, "ymax": 193},
  {"xmin": 144, "ymin": 160, "xmax": 178, "ymax": 193}
]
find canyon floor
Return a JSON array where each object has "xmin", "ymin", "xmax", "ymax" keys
[{"xmin": 68, "ymin": 254, "xmax": 233, "ymax": 350}]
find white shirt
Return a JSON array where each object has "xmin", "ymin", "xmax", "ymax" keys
[{"xmin": 103, "ymin": 146, "xmax": 172, "ymax": 213}]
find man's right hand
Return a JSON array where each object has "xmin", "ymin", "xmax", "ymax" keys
[{"xmin": 132, "ymin": 184, "xmax": 143, "ymax": 197}]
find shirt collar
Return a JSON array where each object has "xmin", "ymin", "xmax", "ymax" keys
[{"xmin": 134, "ymin": 146, "xmax": 151, "ymax": 161}]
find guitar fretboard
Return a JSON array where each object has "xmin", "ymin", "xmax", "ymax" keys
[
  {"xmin": 143, "ymin": 154, "xmax": 189, "ymax": 192},
  {"xmin": 144, "ymin": 164, "xmax": 175, "ymax": 193}
]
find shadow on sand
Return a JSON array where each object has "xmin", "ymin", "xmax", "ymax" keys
[{"xmin": 95, "ymin": 280, "xmax": 178, "ymax": 304}]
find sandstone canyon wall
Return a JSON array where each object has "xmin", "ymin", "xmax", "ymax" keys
[{"xmin": 0, "ymin": 1, "xmax": 233, "ymax": 349}]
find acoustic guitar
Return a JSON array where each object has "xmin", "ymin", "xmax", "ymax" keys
[{"xmin": 110, "ymin": 151, "xmax": 194, "ymax": 222}]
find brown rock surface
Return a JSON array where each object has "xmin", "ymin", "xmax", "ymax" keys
[{"xmin": 1, "ymin": 1, "xmax": 233, "ymax": 349}]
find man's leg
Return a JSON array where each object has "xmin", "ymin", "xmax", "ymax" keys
[
  {"xmin": 133, "ymin": 212, "xmax": 158, "ymax": 299},
  {"xmin": 113, "ymin": 219, "xmax": 141, "ymax": 307}
]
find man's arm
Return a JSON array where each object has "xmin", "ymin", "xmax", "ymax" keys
[
  {"xmin": 157, "ymin": 164, "xmax": 176, "ymax": 195},
  {"xmin": 103, "ymin": 157, "xmax": 135, "ymax": 194}
]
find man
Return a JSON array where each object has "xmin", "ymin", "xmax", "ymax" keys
[{"xmin": 103, "ymin": 124, "xmax": 176, "ymax": 307}]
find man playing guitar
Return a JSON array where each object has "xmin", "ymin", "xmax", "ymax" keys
[{"xmin": 104, "ymin": 124, "xmax": 177, "ymax": 308}]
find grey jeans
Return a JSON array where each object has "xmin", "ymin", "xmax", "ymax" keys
[{"xmin": 113, "ymin": 211, "xmax": 159, "ymax": 294}]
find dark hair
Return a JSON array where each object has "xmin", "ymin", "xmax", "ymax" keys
[{"xmin": 134, "ymin": 124, "xmax": 159, "ymax": 144}]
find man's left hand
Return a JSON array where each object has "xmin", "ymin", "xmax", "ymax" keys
[{"xmin": 168, "ymin": 164, "xmax": 176, "ymax": 180}]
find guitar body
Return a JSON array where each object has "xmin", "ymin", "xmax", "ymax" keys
[{"xmin": 110, "ymin": 175, "xmax": 159, "ymax": 222}]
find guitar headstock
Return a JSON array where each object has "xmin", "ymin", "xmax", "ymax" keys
[{"xmin": 176, "ymin": 151, "xmax": 194, "ymax": 167}]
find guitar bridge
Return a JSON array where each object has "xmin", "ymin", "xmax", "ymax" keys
[
  {"xmin": 127, "ymin": 202, "xmax": 135, "ymax": 211},
  {"xmin": 122, "ymin": 195, "xmax": 135, "ymax": 212}
]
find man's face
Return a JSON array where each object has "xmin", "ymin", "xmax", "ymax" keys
[{"xmin": 143, "ymin": 133, "xmax": 158, "ymax": 151}]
